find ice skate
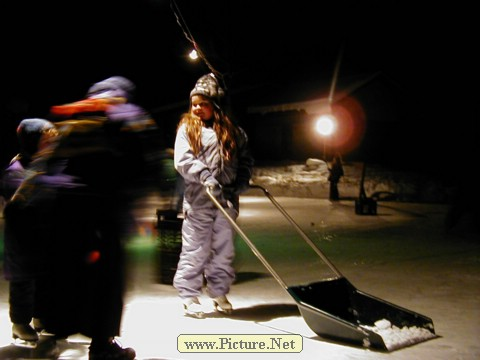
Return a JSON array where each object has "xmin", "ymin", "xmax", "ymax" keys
[
  {"xmin": 89, "ymin": 339, "xmax": 136, "ymax": 360},
  {"xmin": 213, "ymin": 295, "xmax": 233, "ymax": 315},
  {"xmin": 183, "ymin": 297, "xmax": 204, "ymax": 318},
  {"xmin": 12, "ymin": 323, "xmax": 39, "ymax": 348}
]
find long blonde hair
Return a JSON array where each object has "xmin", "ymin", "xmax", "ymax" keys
[{"xmin": 178, "ymin": 105, "xmax": 239, "ymax": 161}]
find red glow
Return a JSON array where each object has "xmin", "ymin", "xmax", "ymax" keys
[
  {"xmin": 329, "ymin": 97, "xmax": 366, "ymax": 154},
  {"xmin": 86, "ymin": 250, "xmax": 101, "ymax": 264}
]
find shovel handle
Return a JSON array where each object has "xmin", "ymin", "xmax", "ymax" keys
[
  {"xmin": 248, "ymin": 184, "xmax": 343, "ymax": 278},
  {"xmin": 205, "ymin": 185, "xmax": 289, "ymax": 290}
]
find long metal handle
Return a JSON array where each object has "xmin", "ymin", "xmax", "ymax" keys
[
  {"xmin": 205, "ymin": 186, "xmax": 289, "ymax": 290},
  {"xmin": 248, "ymin": 184, "xmax": 343, "ymax": 278}
]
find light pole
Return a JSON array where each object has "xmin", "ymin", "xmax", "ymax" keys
[
  {"xmin": 315, "ymin": 39, "xmax": 343, "ymax": 161},
  {"xmin": 315, "ymin": 114, "xmax": 336, "ymax": 160}
]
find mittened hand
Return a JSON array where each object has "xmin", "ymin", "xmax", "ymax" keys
[{"xmin": 205, "ymin": 182, "xmax": 223, "ymax": 198}]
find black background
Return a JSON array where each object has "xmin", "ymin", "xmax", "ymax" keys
[{"xmin": 1, "ymin": 0, "xmax": 477, "ymax": 180}]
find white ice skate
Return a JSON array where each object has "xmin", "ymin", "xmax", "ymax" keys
[
  {"xmin": 183, "ymin": 297, "xmax": 205, "ymax": 319},
  {"xmin": 213, "ymin": 295, "xmax": 233, "ymax": 315},
  {"xmin": 12, "ymin": 323, "xmax": 39, "ymax": 348}
]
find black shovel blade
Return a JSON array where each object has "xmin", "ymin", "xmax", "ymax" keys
[{"xmin": 288, "ymin": 277, "xmax": 436, "ymax": 351}]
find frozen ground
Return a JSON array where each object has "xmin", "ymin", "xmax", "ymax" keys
[{"xmin": 0, "ymin": 162, "xmax": 478, "ymax": 359}]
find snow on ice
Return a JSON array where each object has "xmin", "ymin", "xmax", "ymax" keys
[{"xmin": 361, "ymin": 319, "xmax": 436, "ymax": 351}]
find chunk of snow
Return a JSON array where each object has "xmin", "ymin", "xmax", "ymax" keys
[{"xmin": 361, "ymin": 319, "xmax": 436, "ymax": 351}]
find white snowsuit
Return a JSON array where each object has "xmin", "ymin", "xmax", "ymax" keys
[{"xmin": 173, "ymin": 123, "xmax": 253, "ymax": 299}]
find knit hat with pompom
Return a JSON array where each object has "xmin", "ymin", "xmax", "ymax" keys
[{"xmin": 190, "ymin": 73, "xmax": 225, "ymax": 108}]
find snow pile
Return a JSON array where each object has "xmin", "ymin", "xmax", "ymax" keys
[
  {"xmin": 249, "ymin": 160, "xmax": 449, "ymax": 202},
  {"xmin": 361, "ymin": 319, "xmax": 436, "ymax": 351},
  {"xmin": 252, "ymin": 163, "xmax": 329, "ymax": 186}
]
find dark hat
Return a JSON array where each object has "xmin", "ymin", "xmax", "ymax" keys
[
  {"xmin": 190, "ymin": 73, "xmax": 225, "ymax": 107},
  {"xmin": 87, "ymin": 76, "xmax": 136, "ymax": 100},
  {"xmin": 16, "ymin": 118, "xmax": 55, "ymax": 156}
]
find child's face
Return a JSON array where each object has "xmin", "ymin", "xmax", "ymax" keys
[{"xmin": 191, "ymin": 95, "xmax": 214, "ymax": 122}]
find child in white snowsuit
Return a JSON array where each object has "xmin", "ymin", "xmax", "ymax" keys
[{"xmin": 173, "ymin": 73, "xmax": 253, "ymax": 317}]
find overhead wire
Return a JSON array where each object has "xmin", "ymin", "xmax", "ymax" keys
[{"xmin": 170, "ymin": 0, "xmax": 226, "ymax": 90}]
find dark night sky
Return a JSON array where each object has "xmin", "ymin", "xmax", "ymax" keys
[{"xmin": 1, "ymin": 0, "xmax": 477, "ymax": 175}]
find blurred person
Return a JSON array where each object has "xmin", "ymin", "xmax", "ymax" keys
[
  {"xmin": 43, "ymin": 75, "xmax": 161, "ymax": 360},
  {"xmin": 173, "ymin": 73, "xmax": 254, "ymax": 318},
  {"xmin": 1, "ymin": 118, "xmax": 61, "ymax": 346},
  {"xmin": 158, "ymin": 148, "xmax": 184, "ymax": 213}
]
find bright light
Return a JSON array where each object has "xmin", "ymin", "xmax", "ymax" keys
[
  {"xmin": 189, "ymin": 49, "xmax": 198, "ymax": 60},
  {"xmin": 315, "ymin": 115, "xmax": 335, "ymax": 136}
]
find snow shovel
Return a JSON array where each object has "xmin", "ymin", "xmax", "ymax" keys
[{"xmin": 206, "ymin": 184, "xmax": 437, "ymax": 351}]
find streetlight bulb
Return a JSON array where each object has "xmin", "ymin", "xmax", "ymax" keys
[
  {"xmin": 189, "ymin": 49, "xmax": 198, "ymax": 60},
  {"xmin": 315, "ymin": 115, "xmax": 335, "ymax": 136}
]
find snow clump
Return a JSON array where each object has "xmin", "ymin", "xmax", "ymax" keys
[{"xmin": 361, "ymin": 318, "xmax": 436, "ymax": 351}]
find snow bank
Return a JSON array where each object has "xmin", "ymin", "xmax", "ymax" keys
[{"xmin": 250, "ymin": 161, "xmax": 449, "ymax": 202}]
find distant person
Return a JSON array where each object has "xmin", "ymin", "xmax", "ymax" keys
[
  {"xmin": 328, "ymin": 153, "xmax": 344, "ymax": 201},
  {"xmin": 1, "ymin": 118, "xmax": 60, "ymax": 346},
  {"xmin": 173, "ymin": 73, "xmax": 254, "ymax": 318}
]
